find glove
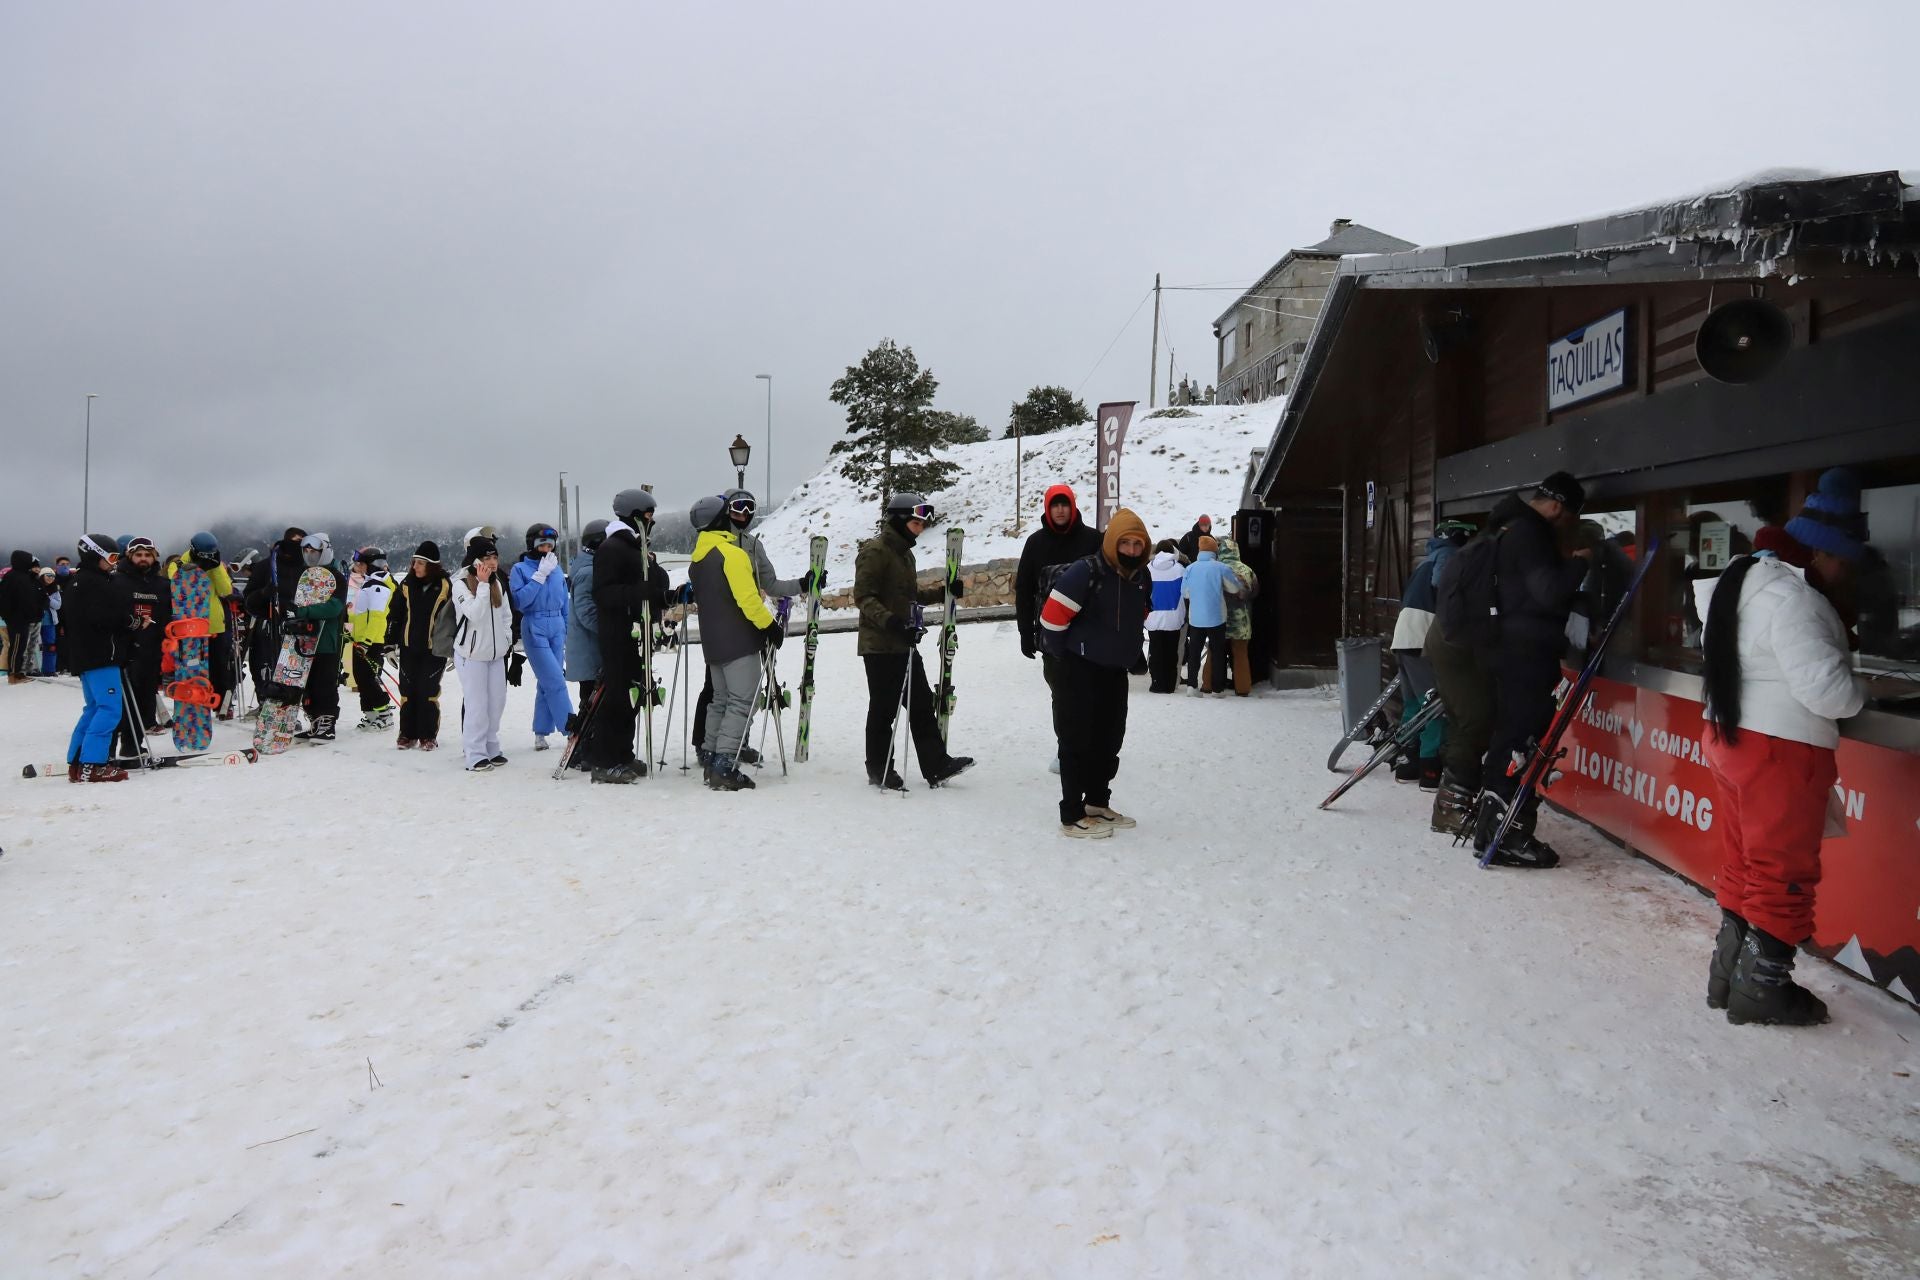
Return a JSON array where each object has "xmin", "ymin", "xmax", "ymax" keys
[
  {"xmin": 506, "ymin": 651, "xmax": 526, "ymax": 686},
  {"xmin": 532, "ymin": 552, "xmax": 559, "ymax": 584},
  {"xmin": 799, "ymin": 567, "xmax": 825, "ymax": 595},
  {"xmin": 1019, "ymin": 634, "xmax": 1037, "ymax": 660},
  {"xmin": 283, "ymin": 619, "xmax": 317, "ymax": 637},
  {"xmin": 947, "ymin": 575, "xmax": 966, "ymax": 599},
  {"xmin": 677, "ymin": 582, "xmax": 694, "ymax": 605},
  {"xmin": 888, "ymin": 615, "xmax": 925, "ymax": 643},
  {"xmin": 761, "ymin": 621, "xmax": 785, "ymax": 649}
]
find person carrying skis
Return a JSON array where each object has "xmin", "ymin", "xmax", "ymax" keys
[
  {"xmin": 1388, "ymin": 520, "xmax": 1472, "ymax": 788},
  {"xmin": 1037, "ymin": 507, "xmax": 1154, "ymax": 838},
  {"xmin": 450, "ymin": 535, "xmax": 516, "ymax": 771},
  {"xmin": 565, "ymin": 519, "xmax": 607, "ymax": 708},
  {"xmin": 114, "ymin": 536, "xmax": 173, "ymax": 756},
  {"xmin": 1179, "ymin": 537, "xmax": 1237, "ymax": 695},
  {"xmin": 852, "ymin": 492, "xmax": 974, "ymax": 791},
  {"xmin": 1144, "ymin": 539, "xmax": 1185, "ymax": 693},
  {"xmin": 386, "ymin": 541, "xmax": 453, "ymax": 750},
  {"xmin": 687, "ymin": 489, "xmax": 815, "ymax": 761},
  {"xmin": 288, "ymin": 532, "xmax": 348, "ymax": 741},
  {"xmin": 509, "ymin": 523, "xmax": 573, "ymax": 752},
  {"xmin": 1470, "ymin": 473, "xmax": 1592, "ymax": 868},
  {"xmin": 686, "ymin": 494, "xmax": 781, "ymax": 791},
  {"xmin": 585, "ymin": 490, "xmax": 671, "ymax": 784},
  {"xmin": 65, "ymin": 533, "xmax": 147, "ymax": 782},
  {"xmin": 1697, "ymin": 469, "xmax": 1869, "ymax": 1027},
  {"xmin": 346, "ymin": 546, "xmax": 397, "ymax": 731}
]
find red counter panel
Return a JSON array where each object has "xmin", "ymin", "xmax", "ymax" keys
[{"xmin": 1554, "ymin": 675, "xmax": 1920, "ymax": 1005}]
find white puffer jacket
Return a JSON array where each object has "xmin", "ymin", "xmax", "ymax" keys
[
  {"xmin": 1693, "ymin": 557, "xmax": 1864, "ymax": 749},
  {"xmin": 450, "ymin": 571, "xmax": 516, "ymax": 662}
]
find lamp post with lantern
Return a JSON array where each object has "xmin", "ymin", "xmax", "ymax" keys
[{"xmin": 729, "ymin": 434, "xmax": 752, "ymax": 492}]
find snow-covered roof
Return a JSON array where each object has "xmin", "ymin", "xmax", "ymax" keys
[{"xmin": 1214, "ymin": 221, "xmax": 1416, "ymax": 327}]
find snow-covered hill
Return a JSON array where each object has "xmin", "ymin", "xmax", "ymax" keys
[{"xmin": 752, "ymin": 403, "xmax": 1280, "ymax": 579}]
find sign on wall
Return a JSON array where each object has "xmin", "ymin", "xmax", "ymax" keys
[
  {"xmin": 1547, "ymin": 308, "xmax": 1630, "ymax": 411},
  {"xmin": 1095, "ymin": 401, "xmax": 1136, "ymax": 531}
]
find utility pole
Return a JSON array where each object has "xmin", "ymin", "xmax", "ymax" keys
[
  {"xmin": 1148, "ymin": 273, "xmax": 1162, "ymax": 408},
  {"xmin": 82, "ymin": 393, "xmax": 99, "ymax": 530},
  {"xmin": 557, "ymin": 471, "xmax": 569, "ymax": 568}
]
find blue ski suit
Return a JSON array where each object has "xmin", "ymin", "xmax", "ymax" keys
[{"xmin": 510, "ymin": 552, "xmax": 574, "ymax": 737}]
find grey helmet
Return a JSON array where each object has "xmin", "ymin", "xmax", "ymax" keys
[
  {"xmin": 612, "ymin": 488, "xmax": 657, "ymax": 526},
  {"xmin": 580, "ymin": 518, "xmax": 609, "ymax": 551},
  {"xmin": 689, "ymin": 493, "xmax": 730, "ymax": 532},
  {"xmin": 300, "ymin": 531, "xmax": 333, "ymax": 566}
]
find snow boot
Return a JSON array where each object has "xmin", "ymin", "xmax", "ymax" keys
[
  {"xmin": 397, "ymin": 737, "xmax": 416, "ymax": 750},
  {"xmin": 1393, "ymin": 754, "xmax": 1422, "ymax": 784},
  {"xmin": 76, "ymin": 763, "xmax": 129, "ymax": 783},
  {"xmin": 706, "ymin": 755, "xmax": 756, "ymax": 791},
  {"xmin": 67, "ymin": 761, "xmax": 81, "ymax": 783},
  {"xmin": 1083, "ymin": 804, "xmax": 1136, "ymax": 830},
  {"xmin": 1726, "ymin": 928, "xmax": 1830, "ymax": 1027},
  {"xmin": 736, "ymin": 745, "xmax": 761, "ymax": 766},
  {"xmin": 356, "ymin": 707, "xmax": 394, "ymax": 731},
  {"xmin": 1707, "ymin": 909, "xmax": 1748, "ymax": 1011},
  {"xmin": 869, "ymin": 768, "xmax": 907, "ymax": 792},
  {"xmin": 1061, "ymin": 817, "xmax": 1113, "ymax": 839},
  {"xmin": 298, "ymin": 715, "xmax": 337, "ymax": 742},
  {"xmin": 1431, "ymin": 770, "xmax": 1476, "ymax": 838},
  {"xmin": 1418, "ymin": 758, "xmax": 1443, "ymax": 792},
  {"xmin": 534, "ymin": 735, "xmax": 551, "ymax": 752},
  {"xmin": 591, "ymin": 762, "xmax": 641, "ymax": 785},
  {"xmin": 926, "ymin": 756, "xmax": 975, "ymax": 786}
]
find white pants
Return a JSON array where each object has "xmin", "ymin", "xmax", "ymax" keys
[{"xmin": 455, "ymin": 655, "xmax": 506, "ymax": 766}]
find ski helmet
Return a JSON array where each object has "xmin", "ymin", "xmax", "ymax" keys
[
  {"xmin": 300, "ymin": 531, "xmax": 333, "ymax": 566},
  {"xmin": 725, "ymin": 488, "xmax": 758, "ymax": 526},
  {"xmin": 355, "ymin": 545, "xmax": 388, "ymax": 572},
  {"xmin": 525, "ymin": 523, "xmax": 559, "ymax": 553},
  {"xmin": 189, "ymin": 531, "xmax": 221, "ymax": 566},
  {"xmin": 581, "ymin": 519, "xmax": 609, "ymax": 551},
  {"xmin": 115, "ymin": 535, "xmax": 133, "ymax": 554},
  {"xmin": 612, "ymin": 488, "xmax": 656, "ymax": 527},
  {"xmin": 78, "ymin": 532, "xmax": 119, "ymax": 566},
  {"xmin": 884, "ymin": 491, "xmax": 935, "ymax": 525},
  {"xmin": 689, "ymin": 493, "xmax": 729, "ymax": 532}
]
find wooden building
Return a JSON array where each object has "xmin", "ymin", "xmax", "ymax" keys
[{"xmin": 1246, "ymin": 170, "xmax": 1920, "ymax": 1003}]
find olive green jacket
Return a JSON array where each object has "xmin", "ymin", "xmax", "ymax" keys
[{"xmin": 853, "ymin": 526, "xmax": 946, "ymax": 655}]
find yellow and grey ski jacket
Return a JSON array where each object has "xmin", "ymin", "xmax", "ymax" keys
[
  {"xmin": 348, "ymin": 571, "xmax": 396, "ymax": 645},
  {"xmin": 688, "ymin": 529, "xmax": 774, "ymax": 664}
]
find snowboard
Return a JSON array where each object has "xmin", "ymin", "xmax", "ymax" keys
[
  {"xmin": 168, "ymin": 563, "xmax": 217, "ymax": 752},
  {"xmin": 254, "ymin": 567, "xmax": 336, "ymax": 756}
]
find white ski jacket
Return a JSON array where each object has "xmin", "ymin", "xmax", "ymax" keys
[
  {"xmin": 450, "ymin": 572, "xmax": 516, "ymax": 662},
  {"xmin": 1694, "ymin": 556, "xmax": 1864, "ymax": 749},
  {"xmin": 1146, "ymin": 551, "xmax": 1186, "ymax": 631}
]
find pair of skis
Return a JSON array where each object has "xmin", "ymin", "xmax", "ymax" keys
[{"xmin": 793, "ymin": 535, "xmax": 828, "ymax": 763}]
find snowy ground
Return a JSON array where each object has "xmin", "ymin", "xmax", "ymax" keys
[{"xmin": 3, "ymin": 626, "xmax": 1917, "ymax": 1279}]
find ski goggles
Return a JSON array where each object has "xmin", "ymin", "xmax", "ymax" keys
[
  {"xmin": 904, "ymin": 503, "xmax": 935, "ymax": 522},
  {"xmin": 126, "ymin": 537, "xmax": 157, "ymax": 556},
  {"xmin": 727, "ymin": 498, "xmax": 756, "ymax": 517},
  {"xmin": 532, "ymin": 528, "xmax": 558, "ymax": 548},
  {"xmin": 78, "ymin": 534, "xmax": 119, "ymax": 566}
]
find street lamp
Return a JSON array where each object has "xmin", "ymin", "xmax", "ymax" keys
[
  {"xmin": 754, "ymin": 373, "xmax": 772, "ymax": 502},
  {"xmin": 728, "ymin": 434, "xmax": 752, "ymax": 492},
  {"xmin": 82, "ymin": 394, "xmax": 99, "ymax": 530}
]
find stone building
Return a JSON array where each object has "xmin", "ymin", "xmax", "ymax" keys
[{"xmin": 1212, "ymin": 219, "xmax": 1415, "ymax": 404}]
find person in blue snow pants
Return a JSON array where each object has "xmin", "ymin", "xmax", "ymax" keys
[
  {"xmin": 509, "ymin": 524, "xmax": 574, "ymax": 746},
  {"xmin": 69, "ymin": 667, "xmax": 126, "ymax": 764}
]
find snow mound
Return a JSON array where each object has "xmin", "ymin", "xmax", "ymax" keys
[{"xmin": 754, "ymin": 404, "xmax": 1280, "ymax": 578}]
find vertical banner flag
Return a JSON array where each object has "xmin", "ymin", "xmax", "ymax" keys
[{"xmin": 1095, "ymin": 401, "xmax": 1136, "ymax": 532}]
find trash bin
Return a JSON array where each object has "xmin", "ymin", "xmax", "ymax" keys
[{"xmin": 1335, "ymin": 636, "xmax": 1383, "ymax": 735}]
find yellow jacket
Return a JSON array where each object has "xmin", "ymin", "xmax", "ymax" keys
[{"xmin": 688, "ymin": 529, "xmax": 774, "ymax": 664}]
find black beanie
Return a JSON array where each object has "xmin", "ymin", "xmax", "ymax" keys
[
  {"xmin": 413, "ymin": 540, "xmax": 441, "ymax": 564},
  {"xmin": 463, "ymin": 536, "xmax": 498, "ymax": 566},
  {"xmin": 1535, "ymin": 471, "xmax": 1586, "ymax": 512}
]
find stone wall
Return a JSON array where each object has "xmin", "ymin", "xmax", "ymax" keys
[{"xmin": 820, "ymin": 557, "xmax": 1019, "ymax": 612}]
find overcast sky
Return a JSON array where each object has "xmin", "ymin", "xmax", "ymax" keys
[{"xmin": 3, "ymin": 0, "xmax": 1915, "ymax": 550}]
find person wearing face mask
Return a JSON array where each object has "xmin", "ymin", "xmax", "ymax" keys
[
  {"xmin": 112, "ymin": 536, "xmax": 173, "ymax": 757},
  {"xmin": 1696, "ymin": 469, "xmax": 1869, "ymax": 1027},
  {"xmin": 509, "ymin": 523, "xmax": 574, "ymax": 752},
  {"xmin": 852, "ymin": 492, "xmax": 974, "ymax": 791},
  {"xmin": 1036, "ymin": 507, "xmax": 1154, "ymax": 838},
  {"xmin": 291, "ymin": 532, "xmax": 348, "ymax": 741}
]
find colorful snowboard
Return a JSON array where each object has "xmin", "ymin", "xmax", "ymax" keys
[
  {"xmin": 169, "ymin": 563, "xmax": 217, "ymax": 752},
  {"xmin": 254, "ymin": 567, "xmax": 335, "ymax": 756}
]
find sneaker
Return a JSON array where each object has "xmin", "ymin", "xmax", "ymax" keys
[
  {"xmin": 397, "ymin": 737, "xmax": 416, "ymax": 750},
  {"xmin": 419, "ymin": 739, "xmax": 438, "ymax": 752},
  {"xmin": 1083, "ymin": 804, "xmax": 1136, "ymax": 829},
  {"xmin": 534, "ymin": 735, "xmax": 551, "ymax": 752},
  {"xmin": 926, "ymin": 756, "xmax": 974, "ymax": 786},
  {"xmin": 467, "ymin": 759, "xmax": 495, "ymax": 773},
  {"xmin": 1061, "ymin": 818, "xmax": 1114, "ymax": 839},
  {"xmin": 489, "ymin": 754, "xmax": 508, "ymax": 766}
]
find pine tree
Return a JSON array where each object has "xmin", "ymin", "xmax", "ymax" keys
[
  {"xmin": 828, "ymin": 339, "xmax": 959, "ymax": 501},
  {"xmin": 1005, "ymin": 385, "xmax": 1092, "ymax": 439},
  {"xmin": 922, "ymin": 410, "xmax": 990, "ymax": 446}
]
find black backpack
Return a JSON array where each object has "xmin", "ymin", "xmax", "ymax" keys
[{"xmin": 1434, "ymin": 527, "xmax": 1504, "ymax": 651}]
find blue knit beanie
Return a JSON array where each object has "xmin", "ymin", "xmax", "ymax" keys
[{"xmin": 1783, "ymin": 467, "xmax": 1867, "ymax": 562}]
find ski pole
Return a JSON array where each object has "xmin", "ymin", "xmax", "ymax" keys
[{"xmin": 658, "ymin": 627, "xmax": 686, "ymax": 770}]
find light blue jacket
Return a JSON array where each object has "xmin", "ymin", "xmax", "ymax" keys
[
  {"xmin": 564, "ymin": 547, "xmax": 599, "ymax": 681},
  {"xmin": 1180, "ymin": 551, "xmax": 1238, "ymax": 629}
]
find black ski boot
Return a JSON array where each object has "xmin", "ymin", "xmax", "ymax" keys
[
  {"xmin": 869, "ymin": 768, "xmax": 907, "ymax": 792},
  {"xmin": 591, "ymin": 762, "xmax": 640, "ymax": 785},
  {"xmin": 1393, "ymin": 754, "xmax": 1422, "ymax": 784},
  {"xmin": 1726, "ymin": 928, "xmax": 1830, "ymax": 1026},
  {"xmin": 706, "ymin": 755, "xmax": 756, "ymax": 791},
  {"xmin": 1432, "ymin": 770, "xmax": 1477, "ymax": 838},
  {"xmin": 1473, "ymin": 792, "xmax": 1560, "ymax": 868},
  {"xmin": 1707, "ymin": 909, "xmax": 1748, "ymax": 1010},
  {"xmin": 926, "ymin": 756, "xmax": 975, "ymax": 786},
  {"xmin": 736, "ymin": 745, "xmax": 762, "ymax": 766}
]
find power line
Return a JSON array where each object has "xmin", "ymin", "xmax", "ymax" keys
[{"xmin": 1073, "ymin": 287, "xmax": 1154, "ymax": 398}]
